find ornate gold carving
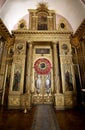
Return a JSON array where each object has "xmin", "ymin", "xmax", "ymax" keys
[
  {"xmin": 37, "ymin": 2, "xmax": 48, "ymax": 11},
  {"xmin": 13, "ymin": 55, "xmax": 25, "ymax": 63},
  {"xmin": 71, "ymin": 36, "xmax": 80, "ymax": 47},
  {"xmin": 8, "ymin": 95, "xmax": 20, "ymax": 106},
  {"xmin": 61, "ymin": 57, "xmax": 72, "ymax": 64},
  {"xmin": 44, "ymin": 95, "xmax": 53, "ymax": 103},
  {"xmin": 32, "ymin": 95, "xmax": 43, "ymax": 103},
  {"xmin": 20, "ymin": 93, "xmax": 31, "ymax": 108},
  {"xmin": 18, "ymin": 19, "xmax": 27, "ymax": 30},
  {"xmin": 58, "ymin": 18, "xmax": 67, "ymax": 31},
  {"xmin": 61, "ymin": 41, "xmax": 72, "ymax": 55},
  {"xmin": 32, "ymin": 95, "xmax": 53, "ymax": 104},
  {"xmin": 29, "ymin": 2, "xmax": 56, "ymax": 30},
  {"xmin": 64, "ymin": 92, "xmax": 73, "ymax": 105},
  {"xmin": 15, "ymin": 43, "xmax": 24, "ymax": 54},
  {"xmin": 55, "ymin": 94, "xmax": 64, "ymax": 106},
  {"xmin": 12, "ymin": 31, "xmax": 72, "ymax": 43}
]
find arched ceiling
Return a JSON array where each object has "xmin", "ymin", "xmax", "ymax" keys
[{"xmin": 0, "ymin": 0, "xmax": 85, "ymax": 33}]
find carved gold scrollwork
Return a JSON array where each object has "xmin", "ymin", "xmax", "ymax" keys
[
  {"xmin": 18, "ymin": 19, "xmax": 27, "ymax": 30},
  {"xmin": 15, "ymin": 43, "xmax": 24, "ymax": 54}
]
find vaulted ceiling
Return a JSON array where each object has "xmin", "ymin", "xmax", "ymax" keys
[{"xmin": 0, "ymin": 0, "xmax": 85, "ymax": 33}]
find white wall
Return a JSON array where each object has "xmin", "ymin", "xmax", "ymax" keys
[{"xmin": 0, "ymin": 0, "xmax": 85, "ymax": 33}]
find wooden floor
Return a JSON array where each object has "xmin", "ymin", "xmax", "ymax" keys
[
  {"xmin": 0, "ymin": 105, "xmax": 85, "ymax": 130},
  {"xmin": 56, "ymin": 106, "xmax": 85, "ymax": 130}
]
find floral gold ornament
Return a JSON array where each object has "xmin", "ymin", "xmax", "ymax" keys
[
  {"xmin": 62, "ymin": 44, "xmax": 68, "ymax": 50},
  {"xmin": 16, "ymin": 44, "xmax": 23, "ymax": 53}
]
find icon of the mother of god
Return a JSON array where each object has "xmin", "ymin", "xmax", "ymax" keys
[{"xmin": 13, "ymin": 70, "xmax": 21, "ymax": 91}]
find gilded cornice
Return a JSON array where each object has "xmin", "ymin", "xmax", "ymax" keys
[
  {"xmin": 71, "ymin": 19, "xmax": 85, "ymax": 48},
  {"xmin": 0, "ymin": 19, "xmax": 14, "ymax": 46},
  {"xmin": 12, "ymin": 30, "xmax": 72, "ymax": 35},
  {"xmin": 11, "ymin": 30, "xmax": 72, "ymax": 43},
  {"xmin": 74, "ymin": 18, "xmax": 85, "ymax": 39}
]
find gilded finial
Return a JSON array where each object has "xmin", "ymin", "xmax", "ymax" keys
[{"xmin": 37, "ymin": 1, "xmax": 48, "ymax": 11}]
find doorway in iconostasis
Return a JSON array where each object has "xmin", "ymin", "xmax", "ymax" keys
[{"xmin": 32, "ymin": 58, "xmax": 53, "ymax": 104}]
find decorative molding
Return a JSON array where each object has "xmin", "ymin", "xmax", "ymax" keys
[
  {"xmin": 12, "ymin": 30, "xmax": 72, "ymax": 34},
  {"xmin": 18, "ymin": 19, "xmax": 27, "ymax": 30},
  {"xmin": 58, "ymin": 18, "xmax": 67, "ymax": 31},
  {"xmin": 12, "ymin": 30, "xmax": 72, "ymax": 43}
]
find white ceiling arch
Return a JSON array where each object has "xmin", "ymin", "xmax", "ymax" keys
[{"xmin": 0, "ymin": 0, "xmax": 85, "ymax": 33}]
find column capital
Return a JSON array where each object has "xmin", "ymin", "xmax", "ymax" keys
[
  {"xmin": 28, "ymin": 42, "xmax": 33, "ymax": 48},
  {"xmin": 52, "ymin": 41, "xmax": 58, "ymax": 44},
  {"xmin": 29, "ymin": 43, "xmax": 32, "ymax": 47},
  {"xmin": 51, "ymin": 41, "xmax": 57, "ymax": 49},
  {"xmin": 52, "ymin": 41, "xmax": 59, "ymax": 49}
]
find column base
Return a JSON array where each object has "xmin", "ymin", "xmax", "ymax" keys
[
  {"xmin": 54, "ymin": 91, "xmax": 77, "ymax": 110},
  {"xmin": 8, "ymin": 93, "xmax": 32, "ymax": 109}
]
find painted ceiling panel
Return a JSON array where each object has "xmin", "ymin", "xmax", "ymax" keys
[{"xmin": 0, "ymin": 0, "xmax": 6, "ymax": 9}]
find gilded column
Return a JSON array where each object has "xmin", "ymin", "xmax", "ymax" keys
[
  {"xmin": 1, "ymin": 42, "xmax": 8, "ymax": 104},
  {"xmin": 26, "ymin": 43, "xmax": 33, "ymax": 93},
  {"xmin": 53, "ymin": 42, "xmax": 61, "ymax": 93}
]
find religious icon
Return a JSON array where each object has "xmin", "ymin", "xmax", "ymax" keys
[
  {"xmin": 65, "ymin": 70, "xmax": 73, "ymax": 91},
  {"xmin": 12, "ymin": 69, "xmax": 21, "ymax": 91}
]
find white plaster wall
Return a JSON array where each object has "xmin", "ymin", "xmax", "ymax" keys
[{"xmin": 0, "ymin": 0, "xmax": 85, "ymax": 33}]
